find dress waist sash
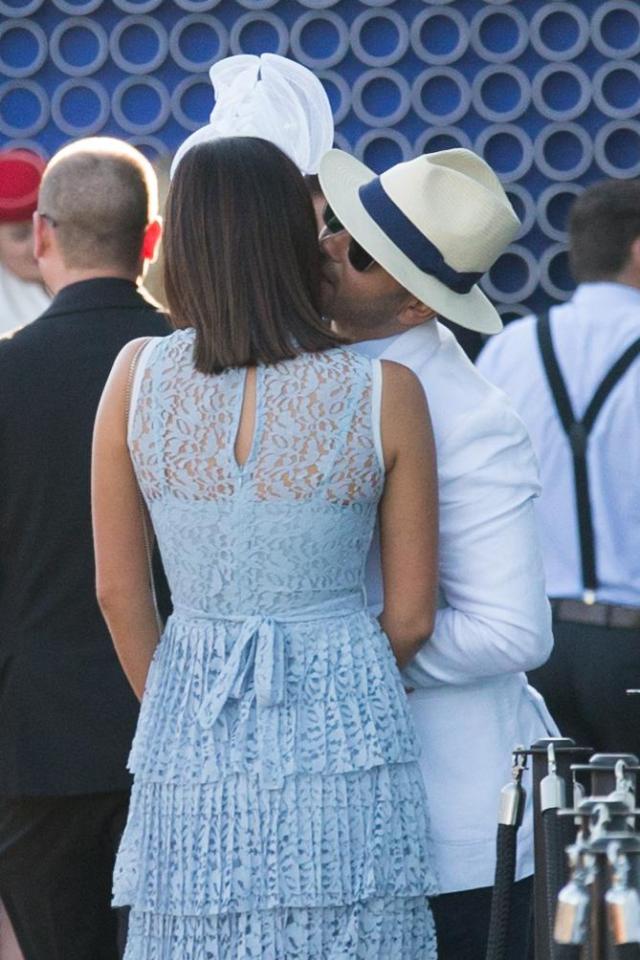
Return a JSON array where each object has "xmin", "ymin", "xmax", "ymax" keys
[{"xmin": 170, "ymin": 592, "xmax": 368, "ymax": 787}]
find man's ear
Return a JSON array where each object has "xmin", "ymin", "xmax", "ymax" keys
[
  {"xmin": 32, "ymin": 211, "xmax": 51, "ymax": 261},
  {"xmin": 141, "ymin": 218, "xmax": 162, "ymax": 264},
  {"xmin": 628, "ymin": 235, "xmax": 640, "ymax": 272},
  {"xmin": 396, "ymin": 296, "xmax": 437, "ymax": 328}
]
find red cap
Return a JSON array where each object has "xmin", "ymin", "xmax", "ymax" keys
[{"xmin": 0, "ymin": 149, "xmax": 47, "ymax": 223}]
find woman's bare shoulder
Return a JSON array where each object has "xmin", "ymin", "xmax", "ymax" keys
[{"xmin": 380, "ymin": 359, "xmax": 428, "ymax": 411}]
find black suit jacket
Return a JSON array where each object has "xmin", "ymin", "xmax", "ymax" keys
[{"xmin": 0, "ymin": 278, "xmax": 171, "ymax": 796}]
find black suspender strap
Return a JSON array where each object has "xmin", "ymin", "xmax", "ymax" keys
[
  {"xmin": 536, "ymin": 314, "xmax": 640, "ymax": 602},
  {"xmin": 535, "ymin": 315, "xmax": 577, "ymax": 437},
  {"xmin": 536, "ymin": 314, "xmax": 596, "ymax": 601},
  {"xmin": 582, "ymin": 336, "xmax": 640, "ymax": 434}
]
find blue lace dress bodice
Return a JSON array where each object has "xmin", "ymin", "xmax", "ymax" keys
[{"xmin": 114, "ymin": 330, "xmax": 438, "ymax": 959}]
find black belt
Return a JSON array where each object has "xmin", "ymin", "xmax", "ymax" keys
[{"xmin": 551, "ymin": 598, "xmax": 640, "ymax": 630}]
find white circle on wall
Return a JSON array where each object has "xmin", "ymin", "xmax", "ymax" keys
[
  {"xmin": 318, "ymin": 69, "xmax": 351, "ymax": 124},
  {"xmin": 504, "ymin": 182, "xmax": 537, "ymax": 238},
  {"xmin": 534, "ymin": 122, "xmax": 593, "ymax": 181},
  {"xmin": 496, "ymin": 303, "xmax": 532, "ymax": 324},
  {"xmin": 475, "ymin": 123, "xmax": 534, "ymax": 182},
  {"xmin": 51, "ymin": 78, "xmax": 109, "ymax": 136},
  {"xmin": 355, "ymin": 128, "xmax": 412, "ymax": 166},
  {"xmin": 174, "ymin": 0, "xmax": 222, "ymax": 9},
  {"xmin": 594, "ymin": 119, "xmax": 640, "ymax": 178},
  {"xmin": 536, "ymin": 182, "xmax": 584, "ymax": 242},
  {"xmin": 0, "ymin": 0, "xmax": 44, "ymax": 13},
  {"xmin": 171, "ymin": 74, "xmax": 214, "ymax": 131},
  {"xmin": 290, "ymin": 11, "xmax": 349, "ymax": 69},
  {"xmin": 531, "ymin": 62, "xmax": 591, "ymax": 122},
  {"xmin": 412, "ymin": 67, "xmax": 471, "ymax": 126},
  {"xmin": 539, "ymin": 242, "xmax": 573, "ymax": 301},
  {"xmin": 592, "ymin": 60, "xmax": 640, "ymax": 121},
  {"xmin": 352, "ymin": 68, "xmax": 411, "ymax": 128},
  {"xmin": 332, "ymin": 130, "xmax": 351, "ymax": 151},
  {"xmin": 470, "ymin": 6, "xmax": 528, "ymax": 64},
  {"xmin": 0, "ymin": 19, "xmax": 48, "ymax": 78},
  {"xmin": 0, "ymin": 80, "xmax": 49, "ymax": 138},
  {"xmin": 530, "ymin": 2, "xmax": 590, "ymax": 61},
  {"xmin": 410, "ymin": 8, "xmax": 469, "ymax": 67},
  {"xmin": 128, "ymin": 135, "xmax": 170, "ymax": 159},
  {"xmin": 481, "ymin": 243, "xmax": 539, "ymax": 304},
  {"xmin": 236, "ymin": 0, "xmax": 278, "ymax": 8},
  {"xmin": 112, "ymin": 0, "xmax": 162, "ymax": 12},
  {"xmin": 350, "ymin": 9, "xmax": 409, "ymax": 68},
  {"xmin": 169, "ymin": 15, "xmax": 228, "ymax": 72},
  {"xmin": 415, "ymin": 125, "xmax": 472, "ymax": 154},
  {"xmin": 49, "ymin": 17, "xmax": 109, "ymax": 78},
  {"xmin": 51, "ymin": 0, "xmax": 103, "ymax": 12},
  {"xmin": 296, "ymin": 0, "xmax": 341, "ymax": 8},
  {"xmin": 0, "ymin": 136, "xmax": 47, "ymax": 157},
  {"xmin": 109, "ymin": 16, "xmax": 169, "ymax": 75},
  {"xmin": 112, "ymin": 76, "xmax": 171, "ymax": 135},
  {"xmin": 229, "ymin": 12, "xmax": 289, "ymax": 56},
  {"xmin": 472, "ymin": 64, "xmax": 531, "ymax": 123},
  {"xmin": 591, "ymin": 1, "xmax": 640, "ymax": 60}
]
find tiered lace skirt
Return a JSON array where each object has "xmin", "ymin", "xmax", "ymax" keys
[{"xmin": 113, "ymin": 610, "xmax": 438, "ymax": 959}]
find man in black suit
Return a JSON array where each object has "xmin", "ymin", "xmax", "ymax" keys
[{"xmin": 0, "ymin": 137, "xmax": 170, "ymax": 960}]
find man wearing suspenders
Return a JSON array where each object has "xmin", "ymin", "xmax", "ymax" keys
[{"xmin": 477, "ymin": 179, "xmax": 640, "ymax": 755}]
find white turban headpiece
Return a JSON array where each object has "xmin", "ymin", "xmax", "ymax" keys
[{"xmin": 170, "ymin": 53, "xmax": 334, "ymax": 178}]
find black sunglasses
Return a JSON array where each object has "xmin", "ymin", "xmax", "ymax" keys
[{"xmin": 322, "ymin": 204, "xmax": 375, "ymax": 272}]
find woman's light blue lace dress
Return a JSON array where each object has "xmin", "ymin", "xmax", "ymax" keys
[{"xmin": 114, "ymin": 330, "xmax": 438, "ymax": 959}]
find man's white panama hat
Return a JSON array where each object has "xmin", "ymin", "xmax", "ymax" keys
[
  {"xmin": 318, "ymin": 148, "xmax": 521, "ymax": 335},
  {"xmin": 171, "ymin": 54, "xmax": 334, "ymax": 178}
]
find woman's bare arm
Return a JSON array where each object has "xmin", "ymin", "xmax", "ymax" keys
[
  {"xmin": 378, "ymin": 359, "xmax": 438, "ymax": 669},
  {"xmin": 92, "ymin": 338, "xmax": 161, "ymax": 700}
]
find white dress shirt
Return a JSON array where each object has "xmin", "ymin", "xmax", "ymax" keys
[
  {"xmin": 0, "ymin": 263, "xmax": 50, "ymax": 336},
  {"xmin": 477, "ymin": 283, "xmax": 640, "ymax": 607},
  {"xmin": 352, "ymin": 320, "xmax": 556, "ymax": 893}
]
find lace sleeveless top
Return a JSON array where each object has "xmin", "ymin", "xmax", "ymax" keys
[{"xmin": 128, "ymin": 330, "xmax": 384, "ymax": 620}]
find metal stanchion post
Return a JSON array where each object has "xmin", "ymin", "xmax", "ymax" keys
[
  {"xmin": 542, "ymin": 744, "xmax": 570, "ymax": 959},
  {"xmin": 486, "ymin": 750, "xmax": 527, "ymax": 960},
  {"xmin": 529, "ymin": 738, "xmax": 594, "ymax": 960},
  {"xmin": 568, "ymin": 755, "xmax": 640, "ymax": 960}
]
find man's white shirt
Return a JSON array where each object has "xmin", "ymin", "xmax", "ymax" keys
[
  {"xmin": 0, "ymin": 263, "xmax": 50, "ymax": 336},
  {"xmin": 477, "ymin": 282, "xmax": 640, "ymax": 607},
  {"xmin": 352, "ymin": 320, "xmax": 556, "ymax": 893}
]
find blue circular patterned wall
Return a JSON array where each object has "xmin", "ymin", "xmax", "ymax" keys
[{"xmin": 1, "ymin": 0, "xmax": 639, "ymax": 320}]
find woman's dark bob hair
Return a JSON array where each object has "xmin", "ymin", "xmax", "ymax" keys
[{"xmin": 164, "ymin": 137, "xmax": 342, "ymax": 373}]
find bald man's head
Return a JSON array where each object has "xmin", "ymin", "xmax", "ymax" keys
[{"xmin": 38, "ymin": 137, "xmax": 158, "ymax": 274}]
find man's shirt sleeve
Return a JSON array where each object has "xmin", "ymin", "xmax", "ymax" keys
[{"xmin": 402, "ymin": 396, "xmax": 553, "ymax": 688}]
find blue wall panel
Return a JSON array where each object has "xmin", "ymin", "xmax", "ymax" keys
[{"xmin": 1, "ymin": 0, "xmax": 639, "ymax": 318}]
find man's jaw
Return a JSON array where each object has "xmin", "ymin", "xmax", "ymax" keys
[{"xmin": 327, "ymin": 306, "xmax": 373, "ymax": 343}]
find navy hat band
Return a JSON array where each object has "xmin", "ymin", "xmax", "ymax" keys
[{"xmin": 358, "ymin": 177, "xmax": 483, "ymax": 296}]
